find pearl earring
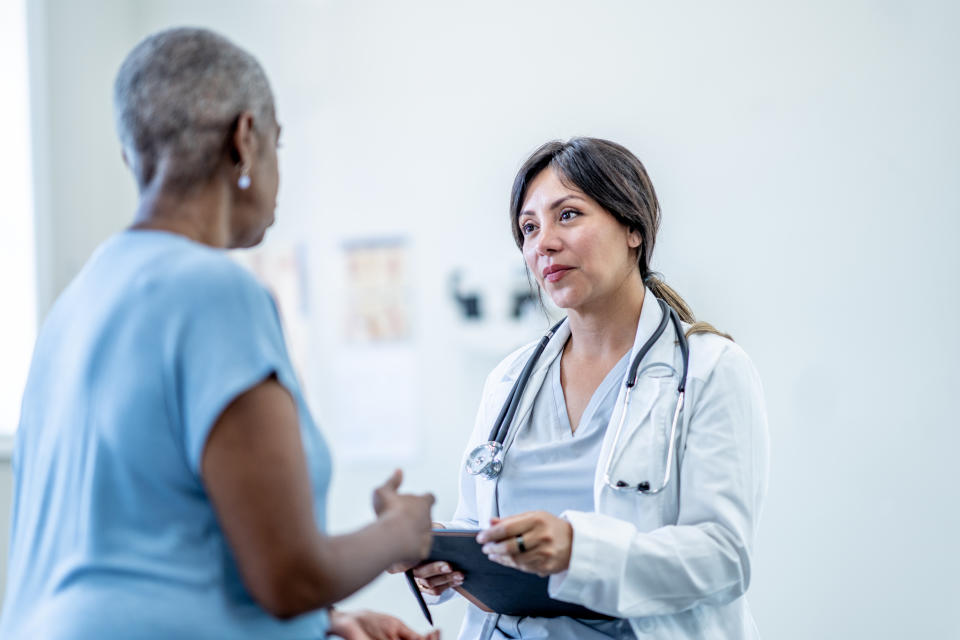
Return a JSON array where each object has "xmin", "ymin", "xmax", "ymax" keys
[{"xmin": 238, "ymin": 164, "xmax": 251, "ymax": 190}]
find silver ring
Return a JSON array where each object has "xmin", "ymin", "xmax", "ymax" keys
[{"xmin": 516, "ymin": 534, "xmax": 527, "ymax": 553}]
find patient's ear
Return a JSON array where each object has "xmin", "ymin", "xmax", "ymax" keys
[{"xmin": 121, "ymin": 148, "xmax": 131, "ymax": 169}]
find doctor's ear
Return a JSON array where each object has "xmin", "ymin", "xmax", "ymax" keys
[{"xmin": 627, "ymin": 229, "xmax": 642, "ymax": 250}]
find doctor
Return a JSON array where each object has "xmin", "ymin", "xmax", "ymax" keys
[{"xmin": 415, "ymin": 138, "xmax": 770, "ymax": 639}]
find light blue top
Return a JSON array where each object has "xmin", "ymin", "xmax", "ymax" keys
[
  {"xmin": 0, "ymin": 230, "xmax": 331, "ymax": 639},
  {"xmin": 494, "ymin": 347, "xmax": 636, "ymax": 640}
]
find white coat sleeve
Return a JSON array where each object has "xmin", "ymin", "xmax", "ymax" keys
[{"xmin": 548, "ymin": 343, "xmax": 770, "ymax": 618}]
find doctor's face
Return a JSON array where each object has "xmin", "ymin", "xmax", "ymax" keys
[{"xmin": 519, "ymin": 167, "xmax": 642, "ymax": 312}]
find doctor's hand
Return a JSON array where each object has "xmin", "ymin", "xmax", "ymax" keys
[
  {"xmin": 327, "ymin": 608, "xmax": 440, "ymax": 640},
  {"xmin": 372, "ymin": 470, "xmax": 435, "ymax": 565},
  {"xmin": 477, "ymin": 511, "xmax": 573, "ymax": 577},
  {"xmin": 407, "ymin": 561, "xmax": 465, "ymax": 597}
]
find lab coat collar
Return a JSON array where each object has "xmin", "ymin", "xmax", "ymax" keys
[
  {"xmin": 497, "ymin": 287, "xmax": 676, "ymax": 457},
  {"xmin": 535, "ymin": 286, "xmax": 675, "ymax": 377},
  {"xmin": 594, "ymin": 289, "xmax": 682, "ymax": 508},
  {"xmin": 554, "ymin": 287, "xmax": 677, "ymax": 372},
  {"xmin": 497, "ymin": 319, "xmax": 570, "ymax": 449},
  {"xmin": 629, "ymin": 287, "xmax": 680, "ymax": 372},
  {"xmin": 484, "ymin": 289, "xmax": 678, "ymax": 519},
  {"xmin": 479, "ymin": 320, "xmax": 571, "ymax": 521}
]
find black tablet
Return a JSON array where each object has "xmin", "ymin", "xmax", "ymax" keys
[{"xmin": 425, "ymin": 529, "xmax": 615, "ymax": 620}]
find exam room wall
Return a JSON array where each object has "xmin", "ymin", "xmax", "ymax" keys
[
  {"xmin": 0, "ymin": 0, "xmax": 140, "ymax": 605},
  {"xmin": 4, "ymin": 1, "xmax": 959, "ymax": 637}
]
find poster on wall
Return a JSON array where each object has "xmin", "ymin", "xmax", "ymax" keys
[
  {"xmin": 330, "ymin": 236, "xmax": 420, "ymax": 462},
  {"xmin": 341, "ymin": 237, "xmax": 412, "ymax": 343},
  {"xmin": 232, "ymin": 244, "xmax": 311, "ymax": 381}
]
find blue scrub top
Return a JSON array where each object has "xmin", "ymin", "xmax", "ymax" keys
[
  {"xmin": 0, "ymin": 231, "xmax": 331, "ymax": 639},
  {"xmin": 494, "ymin": 348, "xmax": 636, "ymax": 640}
]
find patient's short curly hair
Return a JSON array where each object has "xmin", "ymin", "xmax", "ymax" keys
[{"xmin": 113, "ymin": 27, "xmax": 275, "ymax": 192}]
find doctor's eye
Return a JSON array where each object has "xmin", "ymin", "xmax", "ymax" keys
[
  {"xmin": 559, "ymin": 208, "xmax": 580, "ymax": 222},
  {"xmin": 520, "ymin": 221, "xmax": 538, "ymax": 236}
]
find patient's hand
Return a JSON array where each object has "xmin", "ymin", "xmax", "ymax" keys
[
  {"xmin": 385, "ymin": 522, "xmax": 463, "ymax": 597},
  {"xmin": 327, "ymin": 609, "xmax": 440, "ymax": 640},
  {"xmin": 386, "ymin": 522, "xmax": 447, "ymax": 578}
]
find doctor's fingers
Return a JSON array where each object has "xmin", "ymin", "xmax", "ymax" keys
[
  {"xmin": 487, "ymin": 548, "xmax": 559, "ymax": 579},
  {"xmin": 480, "ymin": 523, "xmax": 552, "ymax": 556},
  {"xmin": 487, "ymin": 553, "xmax": 521, "ymax": 571},
  {"xmin": 413, "ymin": 560, "xmax": 465, "ymax": 592},
  {"xmin": 412, "ymin": 561, "xmax": 453, "ymax": 580},
  {"xmin": 487, "ymin": 551, "xmax": 561, "ymax": 579},
  {"xmin": 477, "ymin": 511, "xmax": 552, "ymax": 544},
  {"xmin": 415, "ymin": 570, "xmax": 465, "ymax": 596}
]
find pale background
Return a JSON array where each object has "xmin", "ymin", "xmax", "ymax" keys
[{"xmin": 1, "ymin": 1, "xmax": 958, "ymax": 638}]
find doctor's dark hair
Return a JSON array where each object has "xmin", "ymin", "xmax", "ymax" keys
[{"xmin": 509, "ymin": 137, "xmax": 730, "ymax": 340}]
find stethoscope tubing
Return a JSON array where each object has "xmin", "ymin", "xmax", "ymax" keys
[
  {"xmin": 471, "ymin": 298, "xmax": 690, "ymax": 493},
  {"xmin": 602, "ymin": 387, "xmax": 685, "ymax": 495},
  {"xmin": 601, "ymin": 300, "xmax": 689, "ymax": 494},
  {"xmin": 487, "ymin": 319, "xmax": 565, "ymax": 444}
]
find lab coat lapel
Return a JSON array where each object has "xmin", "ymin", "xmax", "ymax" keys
[
  {"xmin": 501, "ymin": 320, "xmax": 571, "ymax": 452},
  {"xmin": 474, "ymin": 375, "xmax": 513, "ymax": 524},
  {"xmin": 480, "ymin": 321, "xmax": 572, "ymax": 523},
  {"xmin": 594, "ymin": 290, "xmax": 678, "ymax": 507}
]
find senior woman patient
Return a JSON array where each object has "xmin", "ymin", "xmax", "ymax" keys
[
  {"xmin": 411, "ymin": 138, "xmax": 770, "ymax": 639},
  {"xmin": 0, "ymin": 28, "xmax": 437, "ymax": 640}
]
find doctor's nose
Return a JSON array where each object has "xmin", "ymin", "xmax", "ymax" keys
[{"xmin": 533, "ymin": 223, "xmax": 563, "ymax": 255}]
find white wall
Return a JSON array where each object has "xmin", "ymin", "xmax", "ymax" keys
[
  {"xmin": 0, "ymin": 0, "xmax": 142, "ymax": 604},
  {"xmin": 0, "ymin": 0, "xmax": 37, "ymax": 438},
  {"xmin": 4, "ymin": 1, "xmax": 959, "ymax": 638}
]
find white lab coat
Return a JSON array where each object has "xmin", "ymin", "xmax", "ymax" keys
[{"xmin": 438, "ymin": 291, "xmax": 770, "ymax": 639}]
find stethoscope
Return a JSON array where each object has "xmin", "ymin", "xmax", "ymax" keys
[{"xmin": 465, "ymin": 298, "xmax": 689, "ymax": 495}]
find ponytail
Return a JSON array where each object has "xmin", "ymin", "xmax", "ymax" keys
[{"xmin": 645, "ymin": 273, "xmax": 733, "ymax": 341}]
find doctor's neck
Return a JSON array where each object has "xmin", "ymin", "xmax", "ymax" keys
[{"xmin": 564, "ymin": 276, "xmax": 645, "ymax": 361}]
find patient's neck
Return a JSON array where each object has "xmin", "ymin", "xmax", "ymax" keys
[{"xmin": 130, "ymin": 176, "xmax": 232, "ymax": 249}]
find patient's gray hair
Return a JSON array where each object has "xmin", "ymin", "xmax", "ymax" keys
[{"xmin": 114, "ymin": 27, "xmax": 275, "ymax": 192}]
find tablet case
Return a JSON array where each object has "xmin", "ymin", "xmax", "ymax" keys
[{"xmin": 425, "ymin": 529, "xmax": 616, "ymax": 620}]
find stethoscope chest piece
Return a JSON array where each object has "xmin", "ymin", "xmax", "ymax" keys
[{"xmin": 465, "ymin": 441, "xmax": 505, "ymax": 479}]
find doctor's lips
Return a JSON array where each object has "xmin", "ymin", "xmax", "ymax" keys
[{"xmin": 542, "ymin": 264, "xmax": 574, "ymax": 282}]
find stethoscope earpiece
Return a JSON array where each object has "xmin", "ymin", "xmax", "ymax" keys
[{"xmin": 616, "ymin": 480, "xmax": 652, "ymax": 492}]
